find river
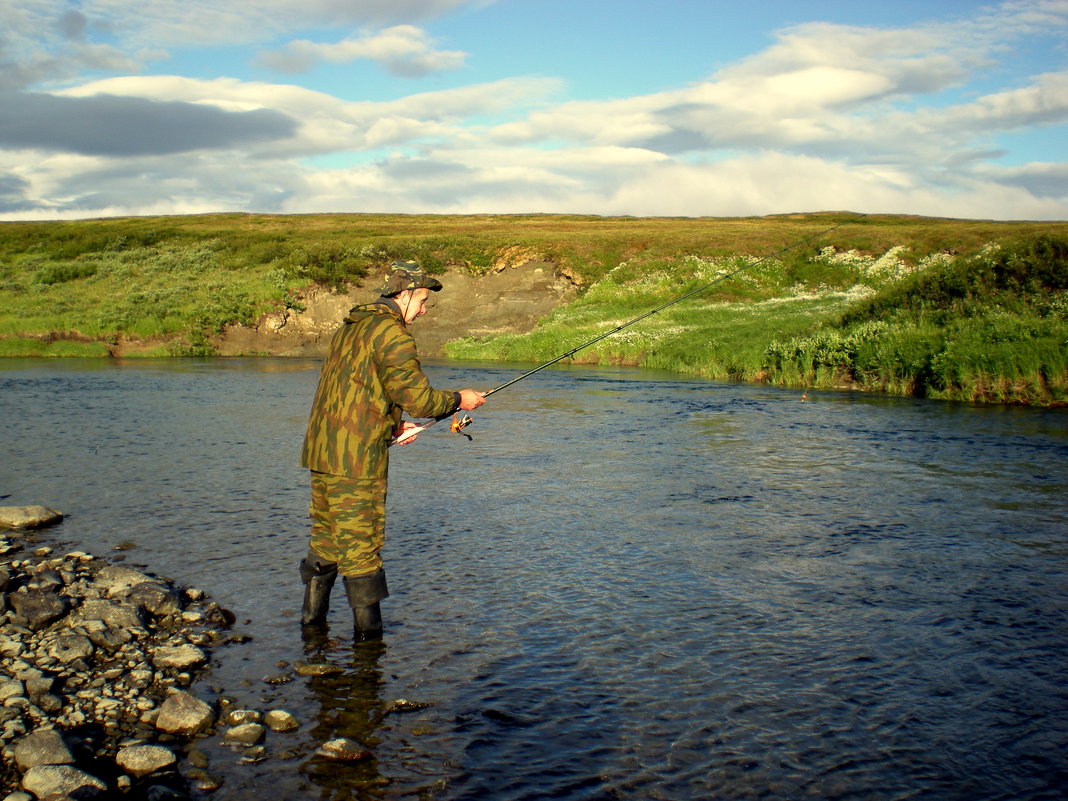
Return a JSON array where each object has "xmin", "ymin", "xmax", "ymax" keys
[{"xmin": 1, "ymin": 357, "xmax": 1066, "ymax": 801}]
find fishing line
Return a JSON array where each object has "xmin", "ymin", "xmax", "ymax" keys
[{"xmin": 483, "ymin": 212, "xmax": 866, "ymax": 397}]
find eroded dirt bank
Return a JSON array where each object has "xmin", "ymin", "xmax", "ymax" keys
[{"xmin": 212, "ymin": 260, "xmax": 578, "ymax": 360}]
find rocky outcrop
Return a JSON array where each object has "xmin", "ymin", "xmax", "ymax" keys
[{"xmin": 215, "ymin": 259, "xmax": 578, "ymax": 359}]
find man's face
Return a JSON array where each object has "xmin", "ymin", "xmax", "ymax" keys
[{"xmin": 397, "ymin": 288, "xmax": 430, "ymax": 323}]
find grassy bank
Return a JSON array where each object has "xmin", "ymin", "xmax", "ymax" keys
[
  {"xmin": 445, "ymin": 228, "xmax": 1068, "ymax": 406},
  {"xmin": 1, "ymin": 212, "xmax": 1066, "ymax": 405}
]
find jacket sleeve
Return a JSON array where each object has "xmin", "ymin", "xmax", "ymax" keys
[{"xmin": 377, "ymin": 319, "xmax": 458, "ymax": 420}]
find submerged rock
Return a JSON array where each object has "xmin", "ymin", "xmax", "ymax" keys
[
  {"xmin": 222, "ymin": 723, "xmax": 266, "ymax": 746},
  {"xmin": 263, "ymin": 710, "xmax": 299, "ymax": 732},
  {"xmin": 316, "ymin": 737, "xmax": 370, "ymax": 761}
]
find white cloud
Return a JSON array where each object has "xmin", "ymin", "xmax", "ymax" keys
[
  {"xmin": 1, "ymin": 0, "xmax": 1066, "ymax": 221},
  {"xmin": 260, "ymin": 25, "xmax": 468, "ymax": 77},
  {"xmin": 79, "ymin": 0, "xmax": 489, "ymax": 47}
]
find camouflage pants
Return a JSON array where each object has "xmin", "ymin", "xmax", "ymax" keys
[{"xmin": 308, "ymin": 471, "xmax": 387, "ymax": 577}]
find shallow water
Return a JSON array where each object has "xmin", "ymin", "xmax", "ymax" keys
[{"xmin": 2, "ymin": 357, "xmax": 1067, "ymax": 800}]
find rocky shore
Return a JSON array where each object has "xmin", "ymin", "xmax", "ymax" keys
[{"xmin": 0, "ymin": 506, "xmax": 301, "ymax": 800}]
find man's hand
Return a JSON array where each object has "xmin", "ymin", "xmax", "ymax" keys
[
  {"xmin": 457, "ymin": 389, "xmax": 486, "ymax": 411},
  {"xmin": 391, "ymin": 421, "xmax": 424, "ymax": 446}
]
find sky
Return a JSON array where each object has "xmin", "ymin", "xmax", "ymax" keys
[{"xmin": 1, "ymin": 0, "xmax": 1066, "ymax": 221}]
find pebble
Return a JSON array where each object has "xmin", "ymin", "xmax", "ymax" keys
[
  {"xmin": 0, "ymin": 532, "xmax": 242, "ymax": 798},
  {"xmin": 263, "ymin": 710, "xmax": 299, "ymax": 732}
]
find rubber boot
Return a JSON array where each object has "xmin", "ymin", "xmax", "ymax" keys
[
  {"xmin": 299, "ymin": 550, "xmax": 338, "ymax": 627},
  {"xmin": 343, "ymin": 568, "xmax": 389, "ymax": 641}
]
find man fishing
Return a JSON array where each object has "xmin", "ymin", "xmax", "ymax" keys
[{"xmin": 299, "ymin": 260, "xmax": 486, "ymax": 640}]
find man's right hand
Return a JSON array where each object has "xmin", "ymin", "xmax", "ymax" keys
[{"xmin": 458, "ymin": 389, "xmax": 486, "ymax": 410}]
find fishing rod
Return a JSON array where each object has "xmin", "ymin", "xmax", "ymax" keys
[{"xmin": 393, "ymin": 213, "xmax": 865, "ymax": 445}]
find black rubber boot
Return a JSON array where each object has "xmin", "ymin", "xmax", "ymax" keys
[
  {"xmin": 299, "ymin": 550, "xmax": 338, "ymax": 627},
  {"xmin": 343, "ymin": 569, "xmax": 389, "ymax": 641}
]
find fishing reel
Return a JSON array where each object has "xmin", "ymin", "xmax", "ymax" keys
[{"xmin": 450, "ymin": 413, "xmax": 474, "ymax": 440}]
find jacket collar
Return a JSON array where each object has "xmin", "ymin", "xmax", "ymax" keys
[{"xmin": 344, "ymin": 298, "xmax": 406, "ymax": 326}]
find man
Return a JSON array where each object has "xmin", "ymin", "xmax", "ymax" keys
[{"xmin": 299, "ymin": 260, "xmax": 486, "ymax": 640}]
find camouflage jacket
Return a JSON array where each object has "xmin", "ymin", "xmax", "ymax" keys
[{"xmin": 300, "ymin": 300, "xmax": 459, "ymax": 479}]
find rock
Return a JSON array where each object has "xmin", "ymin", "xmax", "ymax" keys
[
  {"xmin": 46, "ymin": 633, "xmax": 95, "ymax": 664},
  {"xmin": 127, "ymin": 582, "xmax": 183, "ymax": 616},
  {"xmin": 222, "ymin": 723, "xmax": 266, "ymax": 746},
  {"xmin": 25, "ymin": 569, "xmax": 63, "ymax": 592},
  {"xmin": 21, "ymin": 764, "xmax": 107, "ymax": 798},
  {"xmin": 7, "ymin": 591, "xmax": 69, "ymax": 631},
  {"xmin": 151, "ymin": 644, "xmax": 207, "ymax": 670},
  {"xmin": 115, "ymin": 743, "xmax": 177, "ymax": 778},
  {"xmin": 154, "ymin": 691, "xmax": 215, "ymax": 736},
  {"xmin": 316, "ymin": 737, "xmax": 371, "ymax": 761},
  {"xmin": 71, "ymin": 598, "xmax": 145, "ymax": 630},
  {"xmin": 3, "ymin": 790, "xmax": 33, "ymax": 801},
  {"xmin": 295, "ymin": 660, "xmax": 344, "ymax": 676},
  {"xmin": 263, "ymin": 709, "xmax": 299, "ymax": 732},
  {"xmin": 86, "ymin": 625, "xmax": 132, "ymax": 652},
  {"xmin": 185, "ymin": 767, "xmax": 222, "ymax": 792},
  {"xmin": 0, "ymin": 680, "xmax": 24, "ymax": 703},
  {"xmin": 0, "ymin": 564, "xmax": 9, "ymax": 591},
  {"xmin": 93, "ymin": 565, "xmax": 159, "ymax": 597},
  {"xmin": 0, "ymin": 506, "xmax": 63, "ymax": 530},
  {"xmin": 224, "ymin": 708, "xmax": 262, "ymax": 726},
  {"xmin": 13, "ymin": 728, "xmax": 75, "ymax": 771}
]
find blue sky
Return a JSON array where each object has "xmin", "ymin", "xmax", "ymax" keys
[{"xmin": 1, "ymin": 0, "xmax": 1066, "ymax": 220}]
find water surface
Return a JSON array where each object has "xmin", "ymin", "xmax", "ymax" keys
[{"xmin": 2, "ymin": 358, "xmax": 1066, "ymax": 800}]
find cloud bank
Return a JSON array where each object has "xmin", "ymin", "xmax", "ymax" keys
[{"xmin": 0, "ymin": 0, "xmax": 1065, "ymax": 220}]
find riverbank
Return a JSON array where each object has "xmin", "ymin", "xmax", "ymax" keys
[
  {"xmin": 1, "ymin": 213, "xmax": 1065, "ymax": 405},
  {"xmin": 0, "ymin": 508, "xmax": 308, "ymax": 800}
]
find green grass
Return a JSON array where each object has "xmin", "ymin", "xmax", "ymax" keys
[
  {"xmin": 447, "ymin": 233, "xmax": 1068, "ymax": 406},
  {"xmin": 2, "ymin": 212, "xmax": 1066, "ymax": 404}
]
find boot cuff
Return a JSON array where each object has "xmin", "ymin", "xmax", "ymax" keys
[{"xmin": 344, "ymin": 569, "xmax": 389, "ymax": 607}]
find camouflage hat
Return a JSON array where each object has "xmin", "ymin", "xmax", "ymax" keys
[{"xmin": 377, "ymin": 260, "xmax": 443, "ymax": 297}]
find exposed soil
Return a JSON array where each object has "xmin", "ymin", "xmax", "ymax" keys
[{"xmin": 211, "ymin": 260, "xmax": 578, "ymax": 360}]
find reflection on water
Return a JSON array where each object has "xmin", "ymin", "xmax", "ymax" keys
[{"xmin": 2, "ymin": 357, "xmax": 1067, "ymax": 800}]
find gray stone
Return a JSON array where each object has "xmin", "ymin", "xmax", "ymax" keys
[
  {"xmin": 86, "ymin": 625, "xmax": 132, "ymax": 652},
  {"xmin": 14, "ymin": 728, "xmax": 75, "ymax": 771},
  {"xmin": 126, "ymin": 582, "xmax": 183, "ymax": 616},
  {"xmin": 222, "ymin": 723, "xmax": 266, "ymax": 746},
  {"xmin": 7, "ymin": 591, "xmax": 69, "ymax": 631},
  {"xmin": 22, "ymin": 763, "xmax": 108, "ymax": 797},
  {"xmin": 26, "ymin": 569, "xmax": 63, "ymax": 592},
  {"xmin": 46, "ymin": 633, "xmax": 95, "ymax": 664},
  {"xmin": 263, "ymin": 709, "xmax": 299, "ymax": 732},
  {"xmin": 92, "ymin": 565, "xmax": 158, "ymax": 597},
  {"xmin": 115, "ymin": 744, "xmax": 177, "ymax": 778},
  {"xmin": 71, "ymin": 599, "xmax": 144, "ymax": 630},
  {"xmin": 23, "ymin": 676, "xmax": 54, "ymax": 700},
  {"xmin": 0, "ymin": 680, "xmax": 24, "ymax": 703},
  {"xmin": 0, "ymin": 506, "xmax": 63, "ymax": 530},
  {"xmin": 151, "ymin": 644, "xmax": 206, "ymax": 670},
  {"xmin": 154, "ymin": 691, "xmax": 215, "ymax": 736}
]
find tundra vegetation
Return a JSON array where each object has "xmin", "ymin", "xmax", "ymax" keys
[{"xmin": 1, "ymin": 212, "xmax": 1065, "ymax": 405}]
